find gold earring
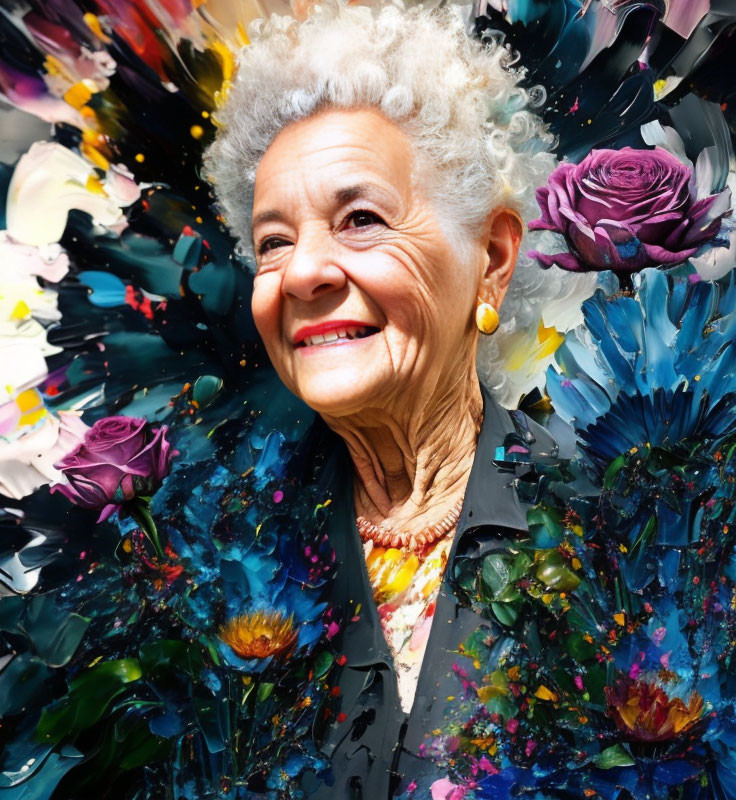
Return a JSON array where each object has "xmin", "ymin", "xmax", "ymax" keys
[{"xmin": 475, "ymin": 302, "xmax": 499, "ymax": 335}]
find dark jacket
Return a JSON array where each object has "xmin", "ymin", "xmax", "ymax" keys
[{"xmin": 305, "ymin": 381, "xmax": 558, "ymax": 799}]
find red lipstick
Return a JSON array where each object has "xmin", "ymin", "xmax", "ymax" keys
[{"xmin": 292, "ymin": 320, "xmax": 376, "ymax": 346}]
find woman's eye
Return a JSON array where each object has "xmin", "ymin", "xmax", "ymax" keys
[
  {"xmin": 258, "ymin": 236, "xmax": 291, "ymax": 255},
  {"xmin": 343, "ymin": 210, "xmax": 385, "ymax": 229}
]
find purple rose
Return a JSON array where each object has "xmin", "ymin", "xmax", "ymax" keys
[
  {"xmin": 528, "ymin": 146, "xmax": 732, "ymax": 273},
  {"xmin": 51, "ymin": 416, "xmax": 176, "ymax": 522}
]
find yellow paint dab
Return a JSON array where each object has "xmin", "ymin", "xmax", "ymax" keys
[
  {"xmin": 83, "ymin": 12, "xmax": 111, "ymax": 42},
  {"xmin": 536, "ymin": 322, "xmax": 564, "ymax": 359},
  {"xmin": 385, "ymin": 559, "xmax": 418, "ymax": 595},
  {"xmin": 15, "ymin": 389, "xmax": 42, "ymax": 413},
  {"xmin": 81, "ymin": 136, "xmax": 110, "ymax": 170},
  {"xmin": 534, "ymin": 685, "xmax": 558, "ymax": 702},
  {"xmin": 19, "ymin": 407, "xmax": 46, "ymax": 427},
  {"xmin": 236, "ymin": 21, "xmax": 250, "ymax": 47},
  {"xmin": 210, "ymin": 40, "xmax": 236, "ymax": 82},
  {"xmin": 44, "ymin": 54, "xmax": 66, "ymax": 78},
  {"xmin": 478, "ymin": 685, "xmax": 506, "ymax": 702},
  {"xmin": 15, "ymin": 389, "xmax": 47, "ymax": 425},
  {"xmin": 64, "ymin": 81, "xmax": 94, "ymax": 110},
  {"xmin": 10, "ymin": 300, "xmax": 30, "ymax": 320},
  {"xmin": 85, "ymin": 174, "xmax": 107, "ymax": 196}
]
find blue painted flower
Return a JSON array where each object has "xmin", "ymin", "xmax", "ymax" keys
[{"xmin": 548, "ymin": 269, "xmax": 736, "ymax": 470}]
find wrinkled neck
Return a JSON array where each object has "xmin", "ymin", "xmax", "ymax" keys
[{"xmin": 320, "ymin": 368, "xmax": 483, "ymax": 534}]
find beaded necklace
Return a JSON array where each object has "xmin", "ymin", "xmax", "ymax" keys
[{"xmin": 356, "ymin": 499, "xmax": 464, "ymax": 554}]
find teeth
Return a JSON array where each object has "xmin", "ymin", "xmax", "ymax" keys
[{"xmin": 302, "ymin": 326, "xmax": 373, "ymax": 347}]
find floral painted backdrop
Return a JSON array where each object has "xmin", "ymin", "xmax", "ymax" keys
[{"xmin": 1, "ymin": 1, "xmax": 736, "ymax": 799}]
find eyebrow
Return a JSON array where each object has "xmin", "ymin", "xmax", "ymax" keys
[{"xmin": 251, "ymin": 183, "xmax": 394, "ymax": 232}]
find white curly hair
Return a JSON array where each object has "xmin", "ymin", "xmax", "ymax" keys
[{"xmin": 203, "ymin": 0, "xmax": 596, "ymax": 407}]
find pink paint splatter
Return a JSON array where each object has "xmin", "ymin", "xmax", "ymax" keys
[
  {"xmin": 652, "ymin": 626, "xmax": 667, "ymax": 646},
  {"xmin": 479, "ymin": 756, "xmax": 499, "ymax": 774},
  {"xmin": 430, "ymin": 778, "xmax": 468, "ymax": 800}
]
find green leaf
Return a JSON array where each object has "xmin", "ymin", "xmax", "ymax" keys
[
  {"xmin": 527, "ymin": 506, "xmax": 564, "ymax": 544},
  {"xmin": 482, "ymin": 554, "xmax": 512, "ymax": 599},
  {"xmin": 139, "ymin": 639, "xmax": 204, "ymax": 679},
  {"xmin": 603, "ymin": 454, "xmax": 627, "ymax": 490},
  {"xmin": 535, "ymin": 550, "xmax": 580, "ymax": 592},
  {"xmin": 257, "ymin": 681, "xmax": 275, "ymax": 701},
  {"xmin": 35, "ymin": 659, "xmax": 142, "ymax": 746},
  {"xmin": 0, "ymin": 596, "xmax": 24, "ymax": 632},
  {"xmin": 0, "ymin": 743, "xmax": 83, "ymax": 797},
  {"xmin": 67, "ymin": 716, "xmax": 172, "ymax": 791},
  {"xmin": 313, "ymin": 650, "xmax": 333, "ymax": 680},
  {"xmin": 0, "ymin": 653, "xmax": 51, "ymax": 717},
  {"xmin": 593, "ymin": 744, "xmax": 635, "ymax": 769},
  {"xmin": 23, "ymin": 594, "xmax": 90, "ymax": 668},
  {"xmin": 193, "ymin": 694, "xmax": 230, "ymax": 754},
  {"xmin": 494, "ymin": 585, "xmax": 521, "ymax": 603},
  {"xmin": 509, "ymin": 551, "xmax": 532, "ymax": 582},
  {"xmin": 490, "ymin": 601, "xmax": 519, "ymax": 626},
  {"xmin": 563, "ymin": 633, "xmax": 597, "ymax": 662}
]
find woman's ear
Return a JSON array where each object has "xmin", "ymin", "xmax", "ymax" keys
[{"xmin": 477, "ymin": 208, "xmax": 523, "ymax": 308}]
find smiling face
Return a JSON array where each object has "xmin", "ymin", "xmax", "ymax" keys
[{"xmin": 250, "ymin": 107, "xmax": 500, "ymax": 418}]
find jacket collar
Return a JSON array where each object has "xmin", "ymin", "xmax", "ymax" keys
[
  {"xmin": 454, "ymin": 381, "xmax": 528, "ymax": 542},
  {"xmin": 314, "ymin": 377, "xmax": 558, "ymax": 543}
]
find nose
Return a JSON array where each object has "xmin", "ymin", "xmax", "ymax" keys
[{"xmin": 281, "ymin": 228, "xmax": 347, "ymax": 301}]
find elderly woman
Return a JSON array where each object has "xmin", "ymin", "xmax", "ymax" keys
[{"xmin": 205, "ymin": 2, "xmax": 562, "ymax": 797}]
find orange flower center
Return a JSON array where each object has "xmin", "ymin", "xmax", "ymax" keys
[
  {"xmin": 606, "ymin": 676, "xmax": 704, "ymax": 742},
  {"xmin": 219, "ymin": 610, "xmax": 297, "ymax": 660}
]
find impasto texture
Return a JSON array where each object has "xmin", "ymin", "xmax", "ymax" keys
[{"xmin": 1, "ymin": 1, "xmax": 736, "ymax": 798}]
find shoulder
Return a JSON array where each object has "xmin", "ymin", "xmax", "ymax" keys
[{"xmin": 480, "ymin": 383, "xmax": 575, "ymax": 469}]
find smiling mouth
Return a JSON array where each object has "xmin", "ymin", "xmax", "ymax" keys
[{"xmin": 297, "ymin": 325, "xmax": 381, "ymax": 348}]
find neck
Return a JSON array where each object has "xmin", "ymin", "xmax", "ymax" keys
[{"xmin": 320, "ymin": 366, "xmax": 483, "ymax": 536}]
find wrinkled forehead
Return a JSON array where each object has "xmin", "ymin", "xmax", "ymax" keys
[{"xmin": 252, "ymin": 108, "xmax": 420, "ymax": 217}]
